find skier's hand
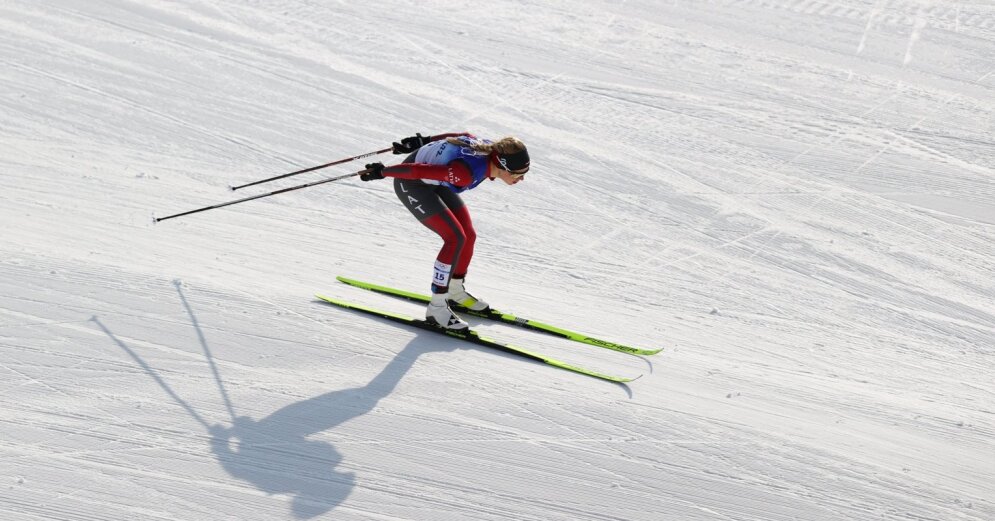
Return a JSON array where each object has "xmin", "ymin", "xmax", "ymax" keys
[
  {"xmin": 360, "ymin": 162, "xmax": 385, "ymax": 181},
  {"xmin": 392, "ymin": 133, "xmax": 431, "ymax": 154}
]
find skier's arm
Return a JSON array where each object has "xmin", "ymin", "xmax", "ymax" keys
[
  {"xmin": 382, "ymin": 160, "xmax": 474, "ymax": 187},
  {"xmin": 431, "ymin": 131, "xmax": 476, "ymax": 140},
  {"xmin": 392, "ymin": 131, "xmax": 476, "ymax": 154}
]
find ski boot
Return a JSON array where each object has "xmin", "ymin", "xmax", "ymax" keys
[
  {"xmin": 446, "ymin": 278, "xmax": 490, "ymax": 312},
  {"xmin": 426, "ymin": 293, "xmax": 469, "ymax": 330}
]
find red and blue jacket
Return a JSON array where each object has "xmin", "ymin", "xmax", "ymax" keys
[{"xmin": 382, "ymin": 133, "xmax": 492, "ymax": 193}]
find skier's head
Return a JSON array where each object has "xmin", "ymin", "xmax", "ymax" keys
[
  {"xmin": 447, "ymin": 136, "xmax": 530, "ymax": 176},
  {"xmin": 491, "ymin": 137, "xmax": 530, "ymax": 176}
]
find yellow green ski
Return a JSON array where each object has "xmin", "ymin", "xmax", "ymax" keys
[
  {"xmin": 336, "ymin": 276, "xmax": 661, "ymax": 356},
  {"xmin": 316, "ymin": 294, "xmax": 639, "ymax": 383}
]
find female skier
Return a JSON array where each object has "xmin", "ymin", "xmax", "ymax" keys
[{"xmin": 360, "ymin": 132, "xmax": 530, "ymax": 330}]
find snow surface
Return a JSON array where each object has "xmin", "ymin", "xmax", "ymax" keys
[{"xmin": 2, "ymin": 1, "xmax": 994, "ymax": 519}]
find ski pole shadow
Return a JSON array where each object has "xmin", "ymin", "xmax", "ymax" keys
[
  {"xmin": 94, "ymin": 282, "xmax": 452, "ymax": 519},
  {"xmin": 207, "ymin": 336, "xmax": 439, "ymax": 518}
]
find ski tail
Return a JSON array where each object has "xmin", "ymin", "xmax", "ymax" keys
[{"xmin": 337, "ymin": 276, "xmax": 429, "ymax": 304}]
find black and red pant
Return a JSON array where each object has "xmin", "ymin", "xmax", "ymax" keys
[{"xmin": 393, "ymin": 178, "xmax": 476, "ymax": 294}]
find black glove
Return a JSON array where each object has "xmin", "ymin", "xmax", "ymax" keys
[
  {"xmin": 360, "ymin": 162, "xmax": 385, "ymax": 181},
  {"xmin": 392, "ymin": 133, "xmax": 431, "ymax": 154}
]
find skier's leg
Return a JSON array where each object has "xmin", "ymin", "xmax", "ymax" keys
[
  {"xmin": 393, "ymin": 179, "xmax": 469, "ymax": 329},
  {"xmin": 435, "ymin": 189, "xmax": 487, "ymax": 311}
]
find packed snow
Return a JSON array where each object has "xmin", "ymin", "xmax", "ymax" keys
[{"xmin": 2, "ymin": 1, "xmax": 993, "ymax": 519}]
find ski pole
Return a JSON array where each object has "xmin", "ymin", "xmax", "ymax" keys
[
  {"xmin": 229, "ymin": 146, "xmax": 392, "ymax": 191},
  {"xmin": 155, "ymin": 169, "xmax": 365, "ymax": 223}
]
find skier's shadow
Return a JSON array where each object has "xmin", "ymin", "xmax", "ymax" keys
[{"xmin": 93, "ymin": 281, "xmax": 452, "ymax": 519}]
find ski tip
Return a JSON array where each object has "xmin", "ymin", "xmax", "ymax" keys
[{"xmin": 606, "ymin": 373, "xmax": 642, "ymax": 385}]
